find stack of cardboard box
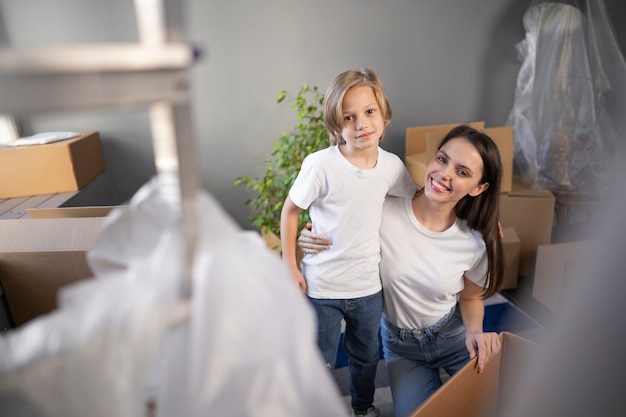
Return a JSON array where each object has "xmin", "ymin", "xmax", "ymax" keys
[{"xmin": 404, "ymin": 122, "xmax": 556, "ymax": 289}]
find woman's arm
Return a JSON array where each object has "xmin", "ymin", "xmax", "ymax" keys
[
  {"xmin": 458, "ymin": 277, "xmax": 501, "ymax": 373},
  {"xmin": 297, "ymin": 223, "xmax": 332, "ymax": 254}
]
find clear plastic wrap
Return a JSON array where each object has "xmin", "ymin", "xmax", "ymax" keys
[
  {"xmin": 0, "ymin": 176, "xmax": 349, "ymax": 417},
  {"xmin": 506, "ymin": 0, "xmax": 626, "ymax": 195},
  {"xmin": 0, "ymin": 211, "xmax": 184, "ymax": 417}
]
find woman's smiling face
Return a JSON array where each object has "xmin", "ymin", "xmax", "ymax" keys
[{"xmin": 424, "ymin": 137, "xmax": 489, "ymax": 204}]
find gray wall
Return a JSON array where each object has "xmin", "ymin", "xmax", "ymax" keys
[{"xmin": 1, "ymin": 0, "xmax": 625, "ymax": 229}]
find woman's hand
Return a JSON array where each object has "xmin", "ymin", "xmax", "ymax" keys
[
  {"xmin": 297, "ymin": 223, "xmax": 332, "ymax": 254},
  {"xmin": 465, "ymin": 331, "xmax": 501, "ymax": 373}
]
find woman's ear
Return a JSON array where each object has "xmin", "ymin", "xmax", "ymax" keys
[{"xmin": 469, "ymin": 182, "xmax": 489, "ymax": 197}]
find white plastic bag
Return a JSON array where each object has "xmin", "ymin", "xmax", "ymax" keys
[
  {"xmin": 506, "ymin": 0, "xmax": 626, "ymax": 195},
  {"xmin": 0, "ymin": 176, "xmax": 348, "ymax": 417},
  {"xmin": 0, "ymin": 224, "xmax": 184, "ymax": 417},
  {"xmin": 151, "ymin": 180, "xmax": 348, "ymax": 417}
]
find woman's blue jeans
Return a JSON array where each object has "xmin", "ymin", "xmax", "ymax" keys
[
  {"xmin": 309, "ymin": 291, "xmax": 383, "ymax": 413},
  {"xmin": 381, "ymin": 304, "xmax": 470, "ymax": 417}
]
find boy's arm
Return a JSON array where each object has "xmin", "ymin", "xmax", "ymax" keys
[
  {"xmin": 280, "ymin": 196, "xmax": 307, "ymax": 291},
  {"xmin": 388, "ymin": 162, "xmax": 417, "ymax": 198}
]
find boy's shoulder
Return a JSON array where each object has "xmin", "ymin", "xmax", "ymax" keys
[
  {"xmin": 377, "ymin": 146, "xmax": 402, "ymax": 160},
  {"xmin": 377, "ymin": 147, "xmax": 406, "ymax": 167},
  {"xmin": 304, "ymin": 145, "xmax": 335, "ymax": 161}
]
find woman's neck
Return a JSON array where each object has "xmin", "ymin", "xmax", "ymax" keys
[{"xmin": 412, "ymin": 191, "xmax": 457, "ymax": 232}]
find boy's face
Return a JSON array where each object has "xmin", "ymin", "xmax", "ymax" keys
[{"xmin": 339, "ymin": 86, "xmax": 385, "ymax": 151}]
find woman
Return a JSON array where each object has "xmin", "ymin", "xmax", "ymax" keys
[{"xmin": 298, "ymin": 125, "xmax": 504, "ymax": 417}]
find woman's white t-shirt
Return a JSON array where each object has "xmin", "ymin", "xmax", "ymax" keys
[
  {"xmin": 289, "ymin": 145, "xmax": 416, "ymax": 299},
  {"xmin": 380, "ymin": 196, "xmax": 488, "ymax": 329}
]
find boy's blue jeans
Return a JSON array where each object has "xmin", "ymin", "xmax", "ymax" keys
[
  {"xmin": 309, "ymin": 291, "xmax": 383, "ymax": 413},
  {"xmin": 381, "ymin": 304, "xmax": 470, "ymax": 417}
]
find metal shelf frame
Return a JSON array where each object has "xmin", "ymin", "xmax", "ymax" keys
[{"xmin": 0, "ymin": 0, "xmax": 201, "ymax": 297}]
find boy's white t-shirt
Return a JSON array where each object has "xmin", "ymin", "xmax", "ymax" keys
[
  {"xmin": 379, "ymin": 196, "xmax": 488, "ymax": 329},
  {"xmin": 289, "ymin": 145, "xmax": 416, "ymax": 299}
]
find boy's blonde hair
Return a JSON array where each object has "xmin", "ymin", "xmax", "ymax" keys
[{"xmin": 323, "ymin": 68, "xmax": 392, "ymax": 146}]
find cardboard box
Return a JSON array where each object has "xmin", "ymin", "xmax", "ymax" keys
[
  {"xmin": 405, "ymin": 152, "xmax": 430, "ymax": 188},
  {"xmin": 501, "ymin": 227, "xmax": 520, "ymax": 290},
  {"xmin": 26, "ymin": 206, "xmax": 119, "ymax": 219},
  {"xmin": 408, "ymin": 126, "xmax": 513, "ymax": 193},
  {"xmin": 405, "ymin": 121, "xmax": 485, "ymax": 156},
  {"xmin": 499, "ymin": 177, "xmax": 555, "ymax": 276},
  {"xmin": 411, "ymin": 332, "xmax": 539, "ymax": 417},
  {"xmin": 0, "ymin": 131, "xmax": 105, "ymax": 199},
  {"xmin": 0, "ymin": 216, "xmax": 105, "ymax": 326},
  {"xmin": 488, "ymin": 127, "xmax": 514, "ymax": 194},
  {"xmin": 532, "ymin": 240, "xmax": 592, "ymax": 314}
]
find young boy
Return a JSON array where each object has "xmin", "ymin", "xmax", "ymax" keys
[{"xmin": 280, "ymin": 68, "xmax": 416, "ymax": 417}]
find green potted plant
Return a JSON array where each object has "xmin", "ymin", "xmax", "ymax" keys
[{"xmin": 234, "ymin": 84, "xmax": 329, "ymax": 252}]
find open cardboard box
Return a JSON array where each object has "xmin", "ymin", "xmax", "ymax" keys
[
  {"xmin": 0, "ymin": 131, "xmax": 105, "ymax": 199},
  {"xmin": 410, "ymin": 332, "xmax": 539, "ymax": 417},
  {"xmin": 26, "ymin": 205, "xmax": 120, "ymax": 219},
  {"xmin": 532, "ymin": 240, "xmax": 593, "ymax": 315},
  {"xmin": 0, "ymin": 207, "xmax": 112, "ymax": 326}
]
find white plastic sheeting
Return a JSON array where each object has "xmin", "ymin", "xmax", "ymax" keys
[
  {"xmin": 506, "ymin": 0, "xmax": 626, "ymax": 195},
  {"xmin": 0, "ymin": 176, "xmax": 349, "ymax": 417}
]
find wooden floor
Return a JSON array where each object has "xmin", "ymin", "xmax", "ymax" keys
[
  {"xmin": 0, "ymin": 170, "xmax": 121, "ymax": 220},
  {"xmin": 0, "ymin": 191, "xmax": 78, "ymax": 219}
]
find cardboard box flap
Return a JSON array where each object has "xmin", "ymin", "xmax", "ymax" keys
[
  {"xmin": 532, "ymin": 240, "xmax": 594, "ymax": 314},
  {"xmin": 423, "ymin": 126, "xmax": 513, "ymax": 160},
  {"xmin": 405, "ymin": 153, "xmax": 430, "ymax": 189},
  {"xmin": 0, "ymin": 218, "xmax": 104, "ymax": 252},
  {"xmin": 0, "ymin": 252, "xmax": 93, "ymax": 326},
  {"xmin": 406, "ymin": 121, "xmax": 485, "ymax": 156},
  {"xmin": 496, "ymin": 332, "xmax": 541, "ymax": 414},
  {"xmin": 406, "ymin": 153, "xmax": 431, "ymax": 167},
  {"xmin": 0, "ymin": 216, "xmax": 105, "ymax": 326},
  {"xmin": 424, "ymin": 131, "xmax": 446, "ymax": 155},
  {"xmin": 411, "ymin": 332, "xmax": 540, "ymax": 417},
  {"xmin": 410, "ymin": 348, "xmax": 501, "ymax": 417},
  {"xmin": 26, "ymin": 206, "xmax": 120, "ymax": 219}
]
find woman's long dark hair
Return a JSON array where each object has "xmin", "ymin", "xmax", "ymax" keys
[{"xmin": 438, "ymin": 125, "xmax": 504, "ymax": 297}]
